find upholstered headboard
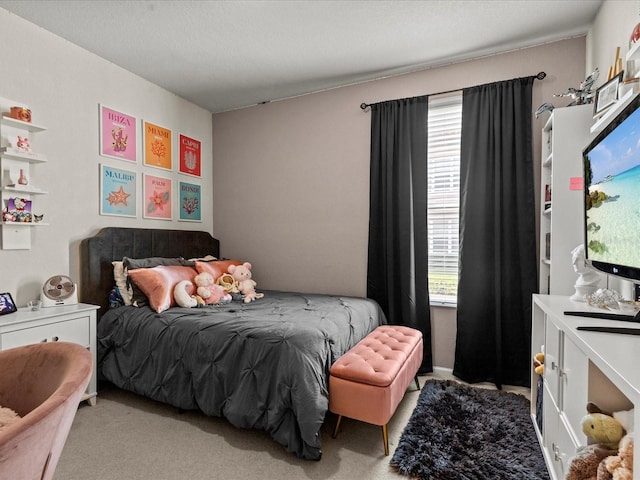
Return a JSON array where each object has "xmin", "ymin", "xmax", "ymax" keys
[{"xmin": 80, "ymin": 227, "xmax": 220, "ymax": 318}]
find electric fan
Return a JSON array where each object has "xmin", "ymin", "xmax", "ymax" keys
[{"xmin": 41, "ymin": 275, "xmax": 78, "ymax": 307}]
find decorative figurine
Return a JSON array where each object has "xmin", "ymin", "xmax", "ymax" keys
[
  {"xmin": 570, "ymin": 244, "xmax": 601, "ymax": 301},
  {"xmin": 535, "ymin": 102, "xmax": 555, "ymax": 119},
  {"xmin": 15, "ymin": 136, "xmax": 30, "ymax": 152},
  {"xmin": 554, "ymin": 67, "xmax": 600, "ymax": 105}
]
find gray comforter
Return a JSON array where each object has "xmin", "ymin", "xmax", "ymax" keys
[{"xmin": 97, "ymin": 290, "xmax": 385, "ymax": 460}]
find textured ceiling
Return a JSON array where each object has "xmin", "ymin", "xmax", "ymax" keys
[{"xmin": 0, "ymin": 0, "xmax": 603, "ymax": 113}]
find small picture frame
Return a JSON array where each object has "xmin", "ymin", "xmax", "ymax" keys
[
  {"xmin": 0, "ymin": 292, "xmax": 17, "ymax": 315},
  {"xmin": 594, "ymin": 72, "xmax": 623, "ymax": 117}
]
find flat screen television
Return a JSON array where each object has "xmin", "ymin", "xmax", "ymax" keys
[{"xmin": 583, "ymin": 93, "xmax": 640, "ymax": 284}]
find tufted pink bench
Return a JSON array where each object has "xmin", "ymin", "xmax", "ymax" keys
[{"xmin": 329, "ymin": 324, "xmax": 422, "ymax": 455}]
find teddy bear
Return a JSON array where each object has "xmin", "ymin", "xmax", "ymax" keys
[
  {"xmin": 600, "ymin": 432, "xmax": 634, "ymax": 480},
  {"xmin": 228, "ymin": 262, "xmax": 264, "ymax": 303},
  {"xmin": 566, "ymin": 443, "xmax": 618, "ymax": 480},
  {"xmin": 194, "ymin": 272, "xmax": 231, "ymax": 305},
  {"xmin": 582, "ymin": 411, "xmax": 626, "ymax": 450},
  {"xmin": 533, "ymin": 351, "xmax": 544, "ymax": 375}
]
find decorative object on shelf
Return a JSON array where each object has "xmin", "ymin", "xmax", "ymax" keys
[
  {"xmin": 17, "ymin": 169, "xmax": 27, "ymax": 185},
  {"xmin": 0, "ymin": 292, "xmax": 17, "ymax": 315},
  {"xmin": 606, "ymin": 47, "xmax": 624, "ymax": 82},
  {"xmin": 14, "ymin": 135, "xmax": 30, "ymax": 152},
  {"xmin": 570, "ymin": 244, "xmax": 601, "ymax": 301},
  {"xmin": 534, "ymin": 102, "xmax": 554, "ymax": 119},
  {"xmin": 631, "ymin": 22, "xmax": 640, "ymax": 46},
  {"xmin": 553, "ymin": 67, "xmax": 600, "ymax": 106},
  {"xmin": 585, "ymin": 288, "xmax": 622, "ymax": 309},
  {"xmin": 8, "ymin": 106, "xmax": 31, "ymax": 123},
  {"xmin": 41, "ymin": 275, "xmax": 78, "ymax": 307},
  {"xmin": 5, "ymin": 197, "xmax": 32, "ymax": 222},
  {"xmin": 593, "ymin": 71, "xmax": 623, "ymax": 118},
  {"xmin": 27, "ymin": 299, "xmax": 41, "ymax": 311},
  {"xmin": 33, "ymin": 214, "xmax": 43, "ymax": 223}
]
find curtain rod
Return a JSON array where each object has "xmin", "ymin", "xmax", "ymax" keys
[{"xmin": 359, "ymin": 71, "xmax": 547, "ymax": 111}]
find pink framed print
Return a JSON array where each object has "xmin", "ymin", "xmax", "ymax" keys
[
  {"xmin": 143, "ymin": 173, "xmax": 172, "ymax": 220},
  {"xmin": 143, "ymin": 120, "xmax": 172, "ymax": 170},
  {"xmin": 179, "ymin": 134, "xmax": 201, "ymax": 177},
  {"xmin": 99, "ymin": 105, "xmax": 137, "ymax": 162}
]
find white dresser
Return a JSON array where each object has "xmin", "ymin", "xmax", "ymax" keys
[
  {"xmin": 531, "ymin": 294, "xmax": 640, "ymax": 480},
  {"xmin": 0, "ymin": 303, "xmax": 98, "ymax": 405}
]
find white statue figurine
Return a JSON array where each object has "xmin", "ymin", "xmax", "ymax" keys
[{"xmin": 570, "ymin": 244, "xmax": 601, "ymax": 301}]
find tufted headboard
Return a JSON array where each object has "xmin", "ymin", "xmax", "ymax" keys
[{"xmin": 79, "ymin": 227, "xmax": 220, "ymax": 318}]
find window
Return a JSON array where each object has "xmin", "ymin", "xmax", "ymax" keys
[{"xmin": 427, "ymin": 93, "xmax": 462, "ymax": 305}]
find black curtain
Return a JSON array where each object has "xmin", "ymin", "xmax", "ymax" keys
[
  {"xmin": 453, "ymin": 76, "xmax": 538, "ymax": 388},
  {"xmin": 367, "ymin": 96, "xmax": 432, "ymax": 374}
]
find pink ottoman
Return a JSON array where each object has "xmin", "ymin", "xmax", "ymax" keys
[{"xmin": 329, "ymin": 325, "xmax": 423, "ymax": 455}]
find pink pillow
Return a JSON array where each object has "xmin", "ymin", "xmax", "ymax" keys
[
  {"xmin": 195, "ymin": 259, "xmax": 242, "ymax": 281},
  {"xmin": 127, "ymin": 265, "xmax": 197, "ymax": 313}
]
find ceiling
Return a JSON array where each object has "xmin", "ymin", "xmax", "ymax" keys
[{"xmin": 0, "ymin": 0, "xmax": 603, "ymax": 113}]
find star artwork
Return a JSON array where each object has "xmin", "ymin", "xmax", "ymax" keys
[{"xmin": 107, "ymin": 186, "xmax": 131, "ymax": 206}]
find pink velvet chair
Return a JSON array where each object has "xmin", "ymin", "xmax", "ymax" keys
[{"xmin": 0, "ymin": 341, "xmax": 93, "ymax": 480}]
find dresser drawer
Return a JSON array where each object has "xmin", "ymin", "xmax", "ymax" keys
[{"xmin": 1, "ymin": 315, "xmax": 90, "ymax": 350}]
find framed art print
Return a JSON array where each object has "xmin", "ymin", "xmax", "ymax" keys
[
  {"xmin": 179, "ymin": 134, "xmax": 201, "ymax": 177},
  {"xmin": 100, "ymin": 164, "xmax": 137, "ymax": 217},
  {"xmin": 0, "ymin": 292, "xmax": 17, "ymax": 315},
  {"xmin": 178, "ymin": 181, "xmax": 201, "ymax": 222},
  {"xmin": 143, "ymin": 121, "xmax": 172, "ymax": 170},
  {"xmin": 143, "ymin": 173, "xmax": 172, "ymax": 220},
  {"xmin": 99, "ymin": 105, "xmax": 137, "ymax": 162},
  {"xmin": 594, "ymin": 72, "xmax": 623, "ymax": 117}
]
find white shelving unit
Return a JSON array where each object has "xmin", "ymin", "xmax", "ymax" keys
[
  {"xmin": 0, "ymin": 98, "xmax": 48, "ymax": 249},
  {"xmin": 539, "ymin": 105, "xmax": 595, "ymax": 295},
  {"xmin": 531, "ymin": 295, "xmax": 638, "ymax": 480}
]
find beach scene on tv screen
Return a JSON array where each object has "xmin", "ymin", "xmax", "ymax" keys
[{"xmin": 585, "ymin": 107, "xmax": 640, "ymax": 269}]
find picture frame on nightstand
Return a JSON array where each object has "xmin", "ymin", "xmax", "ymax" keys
[{"xmin": 0, "ymin": 292, "xmax": 17, "ymax": 315}]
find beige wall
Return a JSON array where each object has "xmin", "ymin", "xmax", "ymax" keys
[
  {"xmin": 213, "ymin": 38, "xmax": 587, "ymax": 369},
  {"xmin": 0, "ymin": 9, "xmax": 214, "ymax": 306}
]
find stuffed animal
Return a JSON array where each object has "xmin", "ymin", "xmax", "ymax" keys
[
  {"xmin": 194, "ymin": 272, "xmax": 231, "ymax": 305},
  {"xmin": 588, "ymin": 403, "xmax": 635, "ymax": 434},
  {"xmin": 601, "ymin": 432, "xmax": 634, "ymax": 480},
  {"xmin": 533, "ymin": 351, "xmax": 544, "ymax": 375},
  {"xmin": 174, "ymin": 279, "xmax": 199, "ymax": 308},
  {"xmin": 216, "ymin": 272, "xmax": 239, "ymax": 294},
  {"xmin": 566, "ymin": 443, "xmax": 618, "ymax": 480},
  {"xmin": 228, "ymin": 262, "xmax": 264, "ymax": 303},
  {"xmin": 582, "ymin": 412, "xmax": 626, "ymax": 450}
]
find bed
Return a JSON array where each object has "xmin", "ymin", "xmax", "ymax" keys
[{"xmin": 80, "ymin": 227, "xmax": 385, "ymax": 460}]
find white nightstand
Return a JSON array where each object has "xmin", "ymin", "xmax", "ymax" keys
[{"xmin": 0, "ymin": 303, "xmax": 99, "ymax": 406}]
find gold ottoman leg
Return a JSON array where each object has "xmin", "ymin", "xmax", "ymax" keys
[
  {"xmin": 382, "ymin": 424, "xmax": 389, "ymax": 456},
  {"xmin": 333, "ymin": 415, "xmax": 343, "ymax": 438}
]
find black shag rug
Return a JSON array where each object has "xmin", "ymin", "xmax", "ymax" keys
[{"xmin": 390, "ymin": 379, "xmax": 549, "ymax": 480}]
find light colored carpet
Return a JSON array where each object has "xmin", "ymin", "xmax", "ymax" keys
[{"xmin": 55, "ymin": 372, "xmax": 530, "ymax": 479}]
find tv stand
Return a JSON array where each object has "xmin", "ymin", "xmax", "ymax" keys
[
  {"xmin": 532, "ymin": 295, "xmax": 639, "ymax": 480},
  {"xmin": 563, "ymin": 310, "xmax": 640, "ymax": 323}
]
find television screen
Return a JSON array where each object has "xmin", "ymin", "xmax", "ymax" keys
[{"xmin": 583, "ymin": 94, "xmax": 640, "ymax": 282}]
